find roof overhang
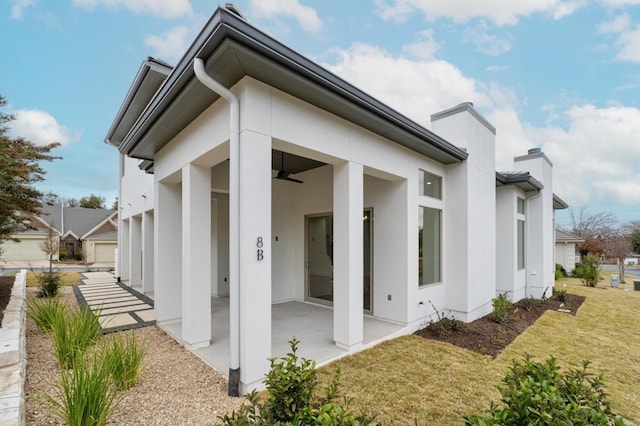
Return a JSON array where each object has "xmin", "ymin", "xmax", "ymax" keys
[
  {"xmin": 114, "ymin": 7, "xmax": 468, "ymax": 165},
  {"xmin": 553, "ymin": 194, "xmax": 569, "ymax": 210},
  {"xmin": 105, "ymin": 57, "xmax": 173, "ymax": 147},
  {"xmin": 495, "ymin": 172, "xmax": 543, "ymax": 192}
]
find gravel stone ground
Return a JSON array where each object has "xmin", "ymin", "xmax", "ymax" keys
[{"xmin": 25, "ymin": 286, "xmax": 244, "ymax": 425}]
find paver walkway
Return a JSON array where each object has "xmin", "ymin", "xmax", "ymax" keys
[{"xmin": 73, "ymin": 271, "xmax": 155, "ymax": 333}]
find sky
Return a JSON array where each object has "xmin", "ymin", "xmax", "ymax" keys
[{"xmin": 1, "ymin": 0, "xmax": 639, "ymax": 228}]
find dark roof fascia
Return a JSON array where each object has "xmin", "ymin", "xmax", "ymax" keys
[
  {"xmin": 139, "ymin": 159, "xmax": 155, "ymax": 174},
  {"xmin": 553, "ymin": 193, "xmax": 569, "ymax": 210},
  {"xmin": 118, "ymin": 7, "xmax": 468, "ymax": 164},
  {"xmin": 495, "ymin": 172, "xmax": 543, "ymax": 192},
  {"xmin": 105, "ymin": 57, "xmax": 173, "ymax": 147}
]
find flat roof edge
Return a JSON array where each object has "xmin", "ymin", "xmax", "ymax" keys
[{"xmin": 431, "ymin": 102, "xmax": 496, "ymax": 135}]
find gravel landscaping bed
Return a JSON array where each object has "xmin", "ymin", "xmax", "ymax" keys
[{"xmin": 25, "ymin": 286, "xmax": 243, "ymax": 425}]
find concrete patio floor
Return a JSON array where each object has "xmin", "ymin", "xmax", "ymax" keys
[{"xmin": 160, "ymin": 297, "xmax": 406, "ymax": 378}]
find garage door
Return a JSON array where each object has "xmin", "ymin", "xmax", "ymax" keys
[
  {"xmin": 94, "ymin": 243, "xmax": 117, "ymax": 263},
  {"xmin": 2, "ymin": 237, "xmax": 48, "ymax": 261}
]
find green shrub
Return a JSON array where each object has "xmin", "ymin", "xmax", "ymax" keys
[
  {"xmin": 101, "ymin": 332, "xmax": 148, "ymax": 391},
  {"xmin": 36, "ymin": 270, "xmax": 61, "ymax": 297},
  {"xmin": 45, "ymin": 353, "xmax": 119, "ymax": 426},
  {"xmin": 51, "ymin": 305, "xmax": 102, "ymax": 369},
  {"xmin": 463, "ymin": 354, "xmax": 624, "ymax": 425},
  {"xmin": 219, "ymin": 337, "xmax": 376, "ymax": 425},
  {"xmin": 555, "ymin": 287, "xmax": 568, "ymax": 302},
  {"xmin": 27, "ymin": 296, "xmax": 67, "ymax": 333},
  {"xmin": 579, "ymin": 254, "xmax": 600, "ymax": 287},
  {"xmin": 491, "ymin": 293, "xmax": 511, "ymax": 323},
  {"xmin": 427, "ymin": 301, "xmax": 464, "ymax": 337},
  {"xmin": 555, "ymin": 263, "xmax": 568, "ymax": 280}
]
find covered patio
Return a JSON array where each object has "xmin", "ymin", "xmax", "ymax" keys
[{"xmin": 162, "ymin": 297, "xmax": 405, "ymax": 378}]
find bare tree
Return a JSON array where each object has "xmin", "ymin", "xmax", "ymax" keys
[
  {"xmin": 566, "ymin": 208, "xmax": 617, "ymax": 258},
  {"xmin": 605, "ymin": 232, "xmax": 633, "ymax": 283},
  {"xmin": 39, "ymin": 222, "xmax": 59, "ymax": 273}
]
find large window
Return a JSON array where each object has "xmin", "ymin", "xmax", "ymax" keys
[
  {"xmin": 517, "ymin": 197, "xmax": 525, "ymax": 214},
  {"xmin": 419, "ymin": 170, "xmax": 442, "ymax": 199},
  {"xmin": 419, "ymin": 206, "xmax": 441, "ymax": 286},
  {"xmin": 517, "ymin": 219, "xmax": 525, "ymax": 269}
]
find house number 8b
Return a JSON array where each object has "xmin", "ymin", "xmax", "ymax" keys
[{"xmin": 257, "ymin": 237, "xmax": 264, "ymax": 261}]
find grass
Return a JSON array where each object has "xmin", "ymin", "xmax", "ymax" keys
[
  {"xmin": 317, "ymin": 277, "xmax": 640, "ymax": 424},
  {"xmin": 26, "ymin": 271, "xmax": 81, "ymax": 287}
]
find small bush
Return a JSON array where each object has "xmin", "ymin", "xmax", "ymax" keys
[
  {"xmin": 491, "ymin": 292, "xmax": 511, "ymax": 323},
  {"xmin": 27, "ymin": 296, "xmax": 67, "ymax": 333},
  {"xmin": 579, "ymin": 254, "xmax": 600, "ymax": 287},
  {"xmin": 522, "ymin": 296, "xmax": 547, "ymax": 312},
  {"xmin": 463, "ymin": 354, "xmax": 624, "ymax": 425},
  {"xmin": 36, "ymin": 271, "xmax": 61, "ymax": 297},
  {"xmin": 101, "ymin": 332, "xmax": 148, "ymax": 391},
  {"xmin": 555, "ymin": 263, "xmax": 568, "ymax": 280},
  {"xmin": 51, "ymin": 305, "xmax": 102, "ymax": 369},
  {"xmin": 220, "ymin": 337, "xmax": 376, "ymax": 425},
  {"xmin": 45, "ymin": 353, "xmax": 119, "ymax": 426},
  {"xmin": 556, "ymin": 287, "xmax": 568, "ymax": 302},
  {"xmin": 74, "ymin": 254, "xmax": 83, "ymax": 261},
  {"xmin": 426, "ymin": 301, "xmax": 464, "ymax": 337}
]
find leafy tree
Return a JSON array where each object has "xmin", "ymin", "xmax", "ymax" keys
[
  {"xmin": 65, "ymin": 197, "xmax": 79, "ymax": 208},
  {"xmin": 111, "ymin": 197, "xmax": 118, "ymax": 210},
  {"xmin": 79, "ymin": 194, "xmax": 106, "ymax": 209},
  {"xmin": 0, "ymin": 96, "xmax": 60, "ymax": 258},
  {"xmin": 566, "ymin": 208, "xmax": 617, "ymax": 258}
]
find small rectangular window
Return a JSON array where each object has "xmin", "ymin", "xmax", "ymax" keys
[
  {"xmin": 517, "ymin": 219, "xmax": 525, "ymax": 269},
  {"xmin": 420, "ymin": 170, "xmax": 442, "ymax": 199},
  {"xmin": 517, "ymin": 197, "xmax": 525, "ymax": 215},
  {"xmin": 419, "ymin": 206, "xmax": 441, "ymax": 285}
]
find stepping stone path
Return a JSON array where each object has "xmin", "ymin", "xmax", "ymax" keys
[{"xmin": 73, "ymin": 272, "xmax": 155, "ymax": 333}]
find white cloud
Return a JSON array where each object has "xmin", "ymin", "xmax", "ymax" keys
[
  {"xmin": 598, "ymin": 13, "xmax": 631, "ymax": 33},
  {"xmin": 375, "ymin": 0, "xmax": 584, "ymax": 26},
  {"xmin": 10, "ymin": 0, "xmax": 36, "ymax": 19},
  {"xmin": 324, "ymin": 42, "xmax": 491, "ymax": 127},
  {"xmin": 250, "ymin": 0, "xmax": 323, "ymax": 35},
  {"xmin": 10, "ymin": 110, "xmax": 79, "ymax": 147},
  {"xmin": 322, "ymin": 36, "xmax": 640, "ymax": 209},
  {"xmin": 72, "ymin": 0, "xmax": 192, "ymax": 19},
  {"xmin": 144, "ymin": 26, "xmax": 189, "ymax": 63},
  {"xmin": 462, "ymin": 21, "xmax": 512, "ymax": 56},
  {"xmin": 598, "ymin": 14, "xmax": 640, "ymax": 62},
  {"xmin": 402, "ymin": 29, "xmax": 440, "ymax": 59}
]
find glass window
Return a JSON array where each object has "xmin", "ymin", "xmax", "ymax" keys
[
  {"xmin": 517, "ymin": 219, "xmax": 525, "ymax": 269},
  {"xmin": 419, "ymin": 206, "xmax": 441, "ymax": 285},
  {"xmin": 419, "ymin": 170, "xmax": 442, "ymax": 199},
  {"xmin": 517, "ymin": 197, "xmax": 525, "ymax": 215}
]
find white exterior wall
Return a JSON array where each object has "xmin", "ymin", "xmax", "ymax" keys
[
  {"xmin": 118, "ymin": 154, "xmax": 155, "ymax": 284},
  {"xmin": 555, "ymin": 242, "xmax": 578, "ymax": 273},
  {"xmin": 515, "ymin": 152, "xmax": 555, "ymax": 298},
  {"xmin": 432, "ymin": 104, "xmax": 497, "ymax": 322},
  {"xmin": 496, "ymin": 187, "xmax": 527, "ymax": 300},
  {"xmin": 147, "ymin": 76, "xmax": 466, "ymax": 391}
]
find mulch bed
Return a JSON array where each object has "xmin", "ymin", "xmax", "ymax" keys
[
  {"xmin": 415, "ymin": 294, "xmax": 585, "ymax": 358},
  {"xmin": 0, "ymin": 276, "xmax": 14, "ymax": 324}
]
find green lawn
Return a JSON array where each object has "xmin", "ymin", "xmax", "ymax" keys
[
  {"xmin": 318, "ymin": 276, "xmax": 640, "ymax": 424},
  {"xmin": 25, "ymin": 271, "xmax": 82, "ymax": 287}
]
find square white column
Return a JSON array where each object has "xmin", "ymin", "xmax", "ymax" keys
[
  {"xmin": 154, "ymin": 180, "xmax": 182, "ymax": 323},
  {"xmin": 333, "ymin": 160, "xmax": 364, "ymax": 350},
  {"xmin": 129, "ymin": 215, "xmax": 142, "ymax": 287},
  {"xmin": 142, "ymin": 211, "xmax": 154, "ymax": 294},
  {"xmin": 120, "ymin": 219, "xmax": 130, "ymax": 281},
  {"xmin": 238, "ymin": 131, "xmax": 272, "ymax": 391},
  {"xmin": 181, "ymin": 163, "xmax": 212, "ymax": 349}
]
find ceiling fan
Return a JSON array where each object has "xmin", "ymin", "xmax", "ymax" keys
[{"xmin": 274, "ymin": 151, "xmax": 303, "ymax": 183}]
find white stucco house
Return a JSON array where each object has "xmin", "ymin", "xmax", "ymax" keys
[
  {"xmin": 555, "ymin": 229, "xmax": 584, "ymax": 274},
  {"xmin": 105, "ymin": 6, "xmax": 567, "ymax": 394}
]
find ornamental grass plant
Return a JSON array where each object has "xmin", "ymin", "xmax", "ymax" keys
[
  {"xmin": 50, "ymin": 305, "xmax": 102, "ymax": 369},
  {"xmin": 101, "ymin": 332, "xmax": 148, "ymax": 391},
  {"xmin": 27, "ymin": 295, "xmax": 66, "ymax": 333},
  {"xmin": 45, "ymin": 353, "xmax": 119, "ymax": 426}
]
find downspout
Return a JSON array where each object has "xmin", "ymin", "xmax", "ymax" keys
[{"xmin": 193, "ymin": 58, "xmax": 241, "ymax": 397}]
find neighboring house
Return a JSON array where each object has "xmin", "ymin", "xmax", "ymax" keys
[
  {"xmin": 1, "ymin": 214, "xmax": 59, "ymax": 261},
  {"xmin": 1, "ymin": 204, "xmax": 118, "ymax": 263},
  {"xmin": 623, "ymin": 254, "xmax": 640, "ymax": 265},
  {"xmin": 555, "ymin": 229, "xmax": 584, "ymax": 274},
  {"xmin": 105, "ymin": 6, "xmax": 568, "ymax": 393}
]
